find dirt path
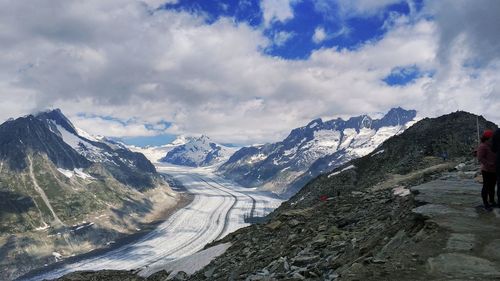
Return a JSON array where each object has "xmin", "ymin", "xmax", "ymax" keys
[{"xmin": 411, "ymin": 176, "xmax": 500, "ymax": 279}]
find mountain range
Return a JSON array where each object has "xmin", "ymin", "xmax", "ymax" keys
[
  {"xmin": 0, "ymin": 109, "xmax": 178, "ymax": 280},
  {"xmin": 218, "ymin": 107, "xmax": 417, "ymax": 196},
  {"xmin": 48, "ymin": 111, "xmax": 500, "ymax": 281},
  {"xmin": 182, "ymin": 111, "xmax": 499, "ymax": 281}
]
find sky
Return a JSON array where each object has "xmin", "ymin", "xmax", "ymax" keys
[{"xmin": 0, "ymin": 0, "xmax": 499, "ymax": 146}]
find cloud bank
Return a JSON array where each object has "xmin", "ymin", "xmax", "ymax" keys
[{"xmin": 0, "ymin": 0, "xmax": 498, "ymax": 144}]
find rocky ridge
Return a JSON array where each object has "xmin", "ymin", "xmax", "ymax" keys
[{"xmin": 219, "ymin": 108, "xmax": 416, "ymax": 197}]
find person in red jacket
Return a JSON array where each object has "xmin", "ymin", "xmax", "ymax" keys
[{"xmin": 477, "ymin": 130, "xmax": 497, "ymax": 210}]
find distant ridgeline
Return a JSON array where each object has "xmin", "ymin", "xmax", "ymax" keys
[
  {"xmin": 219, "ymin": 107, "xmax": 418, "ymax": 197},
  {"xmin": 290, "ymin": 111, "xmax": 498, "ymax": 208}
]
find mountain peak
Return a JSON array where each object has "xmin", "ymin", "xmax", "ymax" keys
[
  {"xmin": 160, "ymin": 135, "xmax": 233, "ymax": 167},
  {"xmin": 385, "ymin": 107, "xmax": 416, "ymax": 117},
  {"xmin": 36, "ymin": 108, "xmax": 78, "ymax": 135},
  {"xmin": 306, "ymin": 118, "xmax": 323, "ymax": 129},
  {"xmin": 198, "ymin": 135, "xmax": 211, "ymax": 141},
  {"xmin": 376, "ymin": 107, "xmax": 417, "ymax": 128},
  {"xmin": 170, "ymin": 135, "xmax": 196, "ymax": 146}
]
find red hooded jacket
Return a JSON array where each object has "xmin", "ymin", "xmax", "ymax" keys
[{"xmin": 477, "ymin": 141, "xmax": 496, "ymax": 173}]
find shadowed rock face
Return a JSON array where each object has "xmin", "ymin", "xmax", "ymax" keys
[
  {"xmin": 0, "ymin": 115, "xmax": 91, "ymax": 171},
  {"xmin": 0, "ymin": 191, "xmax": 35, "ymax": 220}
]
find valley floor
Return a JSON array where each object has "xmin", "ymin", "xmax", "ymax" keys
[{"xmin": 19, "ymin": 164, "xmax": 282, "ymax": 281}]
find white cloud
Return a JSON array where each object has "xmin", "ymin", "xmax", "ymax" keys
[
  {"xmin": 336, "ymin": 0, "xmax": 404, "ymax": 16},
  {"xmin": 72, "ymin": 116, "xmax": 160, "ymax": 138},
  {"xmin": 273, "ymin": 31, "xmax": 295, "ymax": 46},
  {"xmin": 312, "ymin": 27, "xmax": 327, "ymax": 43},
  {"xmin": 417, "ymin": 0, "xmax": 500, "ymax": 122},
  {"xmin": 260, "ymin": 0, "xmax": 295, "ymax": 26},
  {"xmin": 0, "ymin": 0, "xmax": 499, "ymax": 145},
  {"xmin": 425, "ymin": 0, "xmax": 500, "ymax": 66}
]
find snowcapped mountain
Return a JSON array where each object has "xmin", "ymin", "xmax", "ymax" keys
[
  {"xmin": 0, "ymin": 109, "xmax": 159, "ymax": 188},
  {"xmin": 0, "ymin": 109, "xmax": 178, "ymax": 279},
  {"xmin": 219, "ymin": 107, "xmax": 417, "ymax": 196},
  {"xmin": 35, "ymin": 109, "xmax": 157, "ymax": 188},
  {"xmin": 160, "ymin": 135, "xmax": 236, "ymax": 167},
  {"xmin": 128, "ymin": 135, "xmax": 196, "ymax": 163}
]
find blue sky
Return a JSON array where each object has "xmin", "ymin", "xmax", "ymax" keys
[
  {"xmin": 1, "ymin": 0, "xmax": 499, "ymax": 146},
  {"xmin": 161, "ymin": 0, "xmax": 419, "ymax": 60},
  {"xmin": 126, "ymin": 0, "xmax": 424, "ymax": 146}
]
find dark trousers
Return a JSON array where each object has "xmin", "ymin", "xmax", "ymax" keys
[
  {"xmin": 497, "ymin": 172, "xmax": 500, "ymax": 203},
  {"xmin": 482, "ymin": 171, "xmax": 497, "ymax": 206}
]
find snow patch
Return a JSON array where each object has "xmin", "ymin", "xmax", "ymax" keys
[
  {"xmin": 393, "ymin": 186, "xmax": 411, "ymax": 197},
  {"xmin": 372, "ymin": 149, "xmax": 385, "ymax": 156},
  {"xmin": 35, "ymin": 224, "xmax": 51, "ymax": 231},
  {"xmin": 283, "ymin": 146, "xmax": 297, "ymax": 157},
  {"xmin": 328, "ymin": 165, "xmax": 355, "ymax": 178},
  {"xmin": 248, "ymin": 153, "xmax": 267, "ymax": 164},
  {"xmin": 313, "ymin": 130, "xmax": 341, "ymax": 148},
  {"xmin": 52, "ymin": 252, "xmax": 63, "ymax": 261},
  {"xmin": 57, "ymin": 168, "xmax": 74, "ymax": 178},
  {"xmin": 75, "ymin": 127, "xmax": 98, "ymax": 142},
  {"xmin": 55, "ymin": 124, "xmax": 108, "ymax": 162},
  {"xmin": 57, "ymin": 168, "xmax": 94, "ymax": 180},
  {"xmin": 74, "ymin": 169, "xmax": 94, "ymax": 180}
]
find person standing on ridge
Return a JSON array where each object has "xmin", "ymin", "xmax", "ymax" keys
[
  {"xmin": 491, "ymin": 128, "xmax": 500, "ymax": 206},
  {"xmin": 477, "ymin": 130, "xmax": 497, "ymax": 210}
]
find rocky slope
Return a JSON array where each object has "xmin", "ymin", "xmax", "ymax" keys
[
  {"xmin": 0, "ymin": 110, "xmax": 180, "ymax": 281},
  {"xmin": 219, "ymin": 107, "xmax": 416, "ymax": 196},
  {"xmin": 52, "ymin": 111, "xmax": 499, "ymax": 281},
  {"xmin": 160, "ymin": 135, "xmax": 236, "ymax": 167}
]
